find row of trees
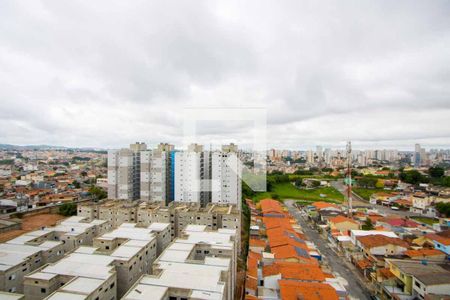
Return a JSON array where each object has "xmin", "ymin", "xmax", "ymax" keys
[
  {"xmin": 399, "ymin": 167, "xmax": 450, "ymax": 187},
  {"xmin": 354, "ymin": 166, "xmax": 449, "ymax": 188}
]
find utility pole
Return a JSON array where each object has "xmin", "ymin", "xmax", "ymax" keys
[{"xmin": 346, "ymin": 141, "xmax": 353, "ymax": 218}]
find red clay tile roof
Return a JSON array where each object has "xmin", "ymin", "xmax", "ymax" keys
[
  {"xmin": 378, "ymin": 268, "xmax": 395, "ymax": 279},
  {"xmin": 356, "ymin": 259, "xmax": 372, "ymax": 269},
  {"xmin": 246, "ymin": 251, "xmax": 261, "ymax": 278},
  {"xmin": 329, "ymin": 215, "xmax": 359, "ymax": 225},
  {"xmin": 245, "ymin": 277, "xmax": 258, "ymax": 291},
  {"xmin": 279, "ymin": 280, "xmax": 339, "ymax": 300},
  {"xmin": 384, "ymin": 218, "xmax": 419, "ymax": 228},
  {"xmin": 426, "ymin": 233, "xmax": 450, "ymax": 246},
  {"xmin": 311, "ymin": 201, "xmax": 340, "ymax": 210},
  {"xmin": 262, "ymin": 263, "xmax": 280, "ymax": 277},
  {"xmin": 249, "ymin": 238, "xmax": 266, "ymax": 248},
  {"xmin": 357, "ymin": 235, "xmax": 409, "ymax": 249},
  {"xmin": 404, "ymin": 248, "xmax": 445, "ymax": 258},
  {"xmin": 260, "ymin": 199, "xmax": 284, "ymax": 215},
  {"xmin": 262, "ymin": 262, "xmax": 326, "ymax": 282},
  {"xmin": 263, "ymin": 217, "xmax": 292, "ymax": 230},
  {"xmin": 279, "ymin": 263, "xmax": 326, "ymax": 281}
]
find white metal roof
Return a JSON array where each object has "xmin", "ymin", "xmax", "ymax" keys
[
  {"xmin": 139, "ymin": 262, "xmax": 227, "ymax": 296},
  {"xmin": 148, "ymin": 222, "xmax": 170, "ymax": 231},
  {"xmin": 122, "ymin": 284, "xmax": 168, "ymax": 300},
  {"xmin": 61, "ymin": 277, "xmax": 104, "ymax": 295},
  {"xmin": 26, "ymin": 272, "xmax": 58, "ymax": 281},
  {"xmin": 45, "ymin": 291, "xmax": 88, "ymax": 300}
]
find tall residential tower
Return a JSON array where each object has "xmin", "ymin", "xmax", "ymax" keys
[{"xmin": 108, "ymin": 142, "xmax": 147, "ymax": 200}]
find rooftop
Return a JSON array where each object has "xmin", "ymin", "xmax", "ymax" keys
[
  {"xmin": 356, "ymin": 235, "xmax": 409, "ymax": 249},
  {"xmin": 389, "ymin": 259, "xmax": 450, "ymax": 286},
  {"xmin": 279, "ymin": 280, "xmax": 339, "ymax": 300}
]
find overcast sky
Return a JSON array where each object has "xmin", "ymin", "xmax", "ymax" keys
[{"xmin": 1, "ymin": 1, "xmax": 449, "ymax": 150}]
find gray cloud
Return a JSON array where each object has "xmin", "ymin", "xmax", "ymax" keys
[{"xmin": 0, "ymin": 0, "xmax": 449, "ymax": 149}]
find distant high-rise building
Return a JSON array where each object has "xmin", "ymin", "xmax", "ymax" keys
[
  {"xmin": 140, "ymin": 143, "xmax": 174, "ymax": 204},
  {"xmin": 211, "ymin": 144, "xmax": 242, "ymax": 206},
  {"xmin": 108, "ymin": 142, "xmax": 147, "ymax": 200},
  {"xmin": 316, "ymin": 146, "xmax": 323, "ymax": 161},
  {"xmin": 306, "ymin": 150, "xmax": 314, "ymax": 164},
  {"xmin": 414, "ymin": 143, "xmax": 423, "ymax": 167},
  {"xmin": 174, "ymin": 144, "xmax": 211, "ymax": 206}
]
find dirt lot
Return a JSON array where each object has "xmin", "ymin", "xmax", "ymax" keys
[{"xmin": 0, "ymin": 213, "xmax": 66, "ymax": 243}]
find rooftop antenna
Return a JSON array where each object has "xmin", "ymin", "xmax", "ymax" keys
[{"xmin": 346, "ymin": 141, "xmax": 353, "ymax": 218}]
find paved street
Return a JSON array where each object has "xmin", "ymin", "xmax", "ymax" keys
[{"xmin": 285, "ymin": 200, "xmax": 372, "ymax": 300}]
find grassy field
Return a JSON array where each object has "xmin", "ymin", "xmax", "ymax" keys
[
  {"xmin": 352, "ymin": 187, "xmax": 385, "ymax": 200},
  {"xmin": 411, "ymin": 216, "xmax": 438, "ymax": 226},
  {"xmin": 252, "ymin": 182, "xmax": 344, "ymax": 203}
]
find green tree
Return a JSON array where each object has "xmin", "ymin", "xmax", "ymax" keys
[
  {"xmin": 399, "ymin": 170, "xmax": 428, "ymax": 185},
  {"xmin": 362, "ymin": 218, "xmax": 374, "ymax": 230},
  {"xmin": 357, "ymin": 177, "xmax": 378, "ymax": 189},
  {"xmin": 72, "ymin": 181, "xmax": 81, "ymax": 189},
  {"xmin": 429, "ymin": 167, "xmax": 445, "ymax": 178},
  {"xmin": 436, "ymin": 202, "xmax": 450, "ymax": 217},
  {"xmin": 88, "ymin": 185, "xmax": 107, "ymax": 200},
  {"xmin": 442, "ymin": 177, "xmax": 450, "ymax": 187},
  {"xmin": 242, "ymin": 181, "xmax": 255, "ymax": 199},
  {"xmin": 311, "ymin": 180, "xmax": 321, "ymax": 188},
  {"xmin": 375, "ymin": 180, "xmax": 384, "ymax": 189},
  {"xmin": 59, "ymin": 202, "xmax": 77, "ymax": 216}
]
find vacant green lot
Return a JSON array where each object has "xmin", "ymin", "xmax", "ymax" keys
[
  {"xmin": 353, "ymin": 188, "xmax": 385, "ymax": 200},
  {"xmin": 252, "ymin": 182, "xmax": 344, "ymax": 203},
  {"xmin": 411, "ymin": 216, "xmax": 438, "ymax": 226}
]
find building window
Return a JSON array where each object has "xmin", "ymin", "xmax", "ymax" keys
[{"xmin": 41, "ymin": 288, "xmax": 46, "ymax": 293}]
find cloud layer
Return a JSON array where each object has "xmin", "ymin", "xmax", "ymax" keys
[{"xmin": 1, "ymin": 0, "xmax": 449, "ymax": 150}]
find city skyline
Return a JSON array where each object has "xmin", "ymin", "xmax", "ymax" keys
[{"xmin": 1, "ymin": 1, "xmax": 450, "ymax": 149}]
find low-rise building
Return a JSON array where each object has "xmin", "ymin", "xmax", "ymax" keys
[
  {"xmin": 328, "ymin": 216, "xmax": 360, "ymax": 233},
  {"xmin": 23, "ymin": 222, "xmax": 166, "ymax": 299},
  {"xmin": 122, "ymin": 225, "xmax": 237, "ymax": 300},
  {"xmin": 78, "ymin": 200, "xmax": 241, "ymax": 251},
  {"xmin": 385, "ymin": 259, "xmax": 450, "ymax": 299},
  {"xmin": 23, "ymin": 249, "xmax": 117, "ymax": 300},
  {"xmin": 404, "ymin": 249, "xmax": 447, "ymax": 262},
  {"xmin": 0, "ymin": 216, "xmax": 110, "ymax": 294},
  {"xmin": 426, "ymin": 231, "xmax": 450, "ymax": 255},
  {"xmin": 356, "ymin": 235, "xmax": 409, "ymax": 257}
]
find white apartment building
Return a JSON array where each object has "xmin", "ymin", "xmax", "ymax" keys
[
  {"xmin": 140, "ymin": 149, "xmax": 170, "ymax": 203},
  {"xmin": 108, "ymin": 142, "xmax": 147, "ymax": 200},
  {"xmin": 211, "ymin": 145, "xmax": 242, "ymax": 206},
  {"xmin": 23, "ymin": 249, "xmax": 117, "ymax": 300},
  {"xmin": 23, "ymin": 222, "xmax": 164, "ymax": 300},
  {"xmin": 174, "ymin": 144, "xmax": 211, "ymax": 206},
  {"xmin": 122, "ymin": 225, "xmax": 237, "ymax": 300},
  {"xmin": 0, "ymin": 216, "xmax": 109, "ymax": 294}
]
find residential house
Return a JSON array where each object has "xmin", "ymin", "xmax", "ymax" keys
[
  {"xmin": 328, "ymin": 216, "xmax": 360, "ymax": 234},
  {"xmin": 385, "ymin": 259, "xmax": 450, "ymax": 300},
  {"xmin": 426, "ymin": 231, "xmax": 450, "ymax": 255},
  {"xmin": 356, "ymin": 235, "xmax": 409, "ymax": 257}
]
